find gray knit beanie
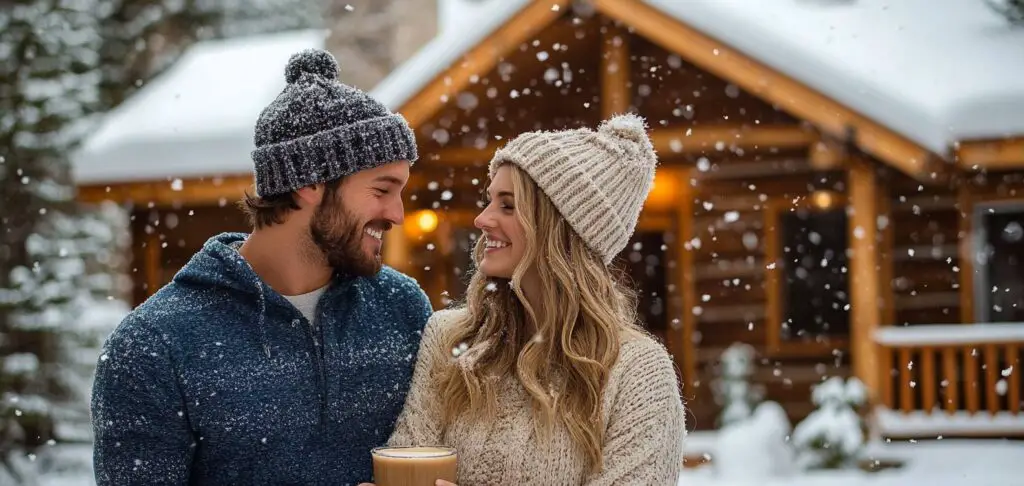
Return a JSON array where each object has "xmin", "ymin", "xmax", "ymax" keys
[
  {"xmin": 487, "ymin": 113, "xmax": 658, "ymax": 265},
  {"xmin": 251, "ymin": 48, "xmax": 418, "ymax": 197}
]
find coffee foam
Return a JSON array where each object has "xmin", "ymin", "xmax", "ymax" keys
[{"xmin": 373, "ymin": 447, "xmax": 455, "ymax": 459}]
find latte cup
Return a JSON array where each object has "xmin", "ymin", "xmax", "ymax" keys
[{"xmin": 371, "ymin": 446, "xmax": 457, "ymax": 486}]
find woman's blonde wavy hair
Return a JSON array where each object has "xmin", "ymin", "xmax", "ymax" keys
[{"xmin": 436, "ymin": 163, "xmax": 644, "ymax": 473}]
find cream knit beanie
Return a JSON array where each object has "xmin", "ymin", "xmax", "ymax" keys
[{"xmin": 487, "ymin": 113, "xmax": 658, "ymax": 265}]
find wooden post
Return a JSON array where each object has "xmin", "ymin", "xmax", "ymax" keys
[
  {"xmin": 878, "ymin": 178, "xmax": 896, "ymax": 326},
  {"xmin": 921, "ymin": 347, "xmax": 937, "ymax": 413},
  {"xmin": 848, "ymin": 159, "xmax": 882, "ymax": 399},
  {"xmin": 942, "ymin": 347, "xmax": 960, "ymax": 413},
  {"xmin": 600, "ymin": 22, "xmax": 630, "ymax": 118},
  {"xmin": 144, "ymin": 232, "xmax": 162, "ymax": 297},
  {"xmin": 984, "ymin": 345, "xmax": 999, "ymax": 416},
  {"xmin": 383, "ymin": 227, "xmax": 411, "ymax": 275},
  {"xmin": 675, "ymin": 171, "xmax": 698, "ymax": 394},
  {"xmin": 957, "ymin": 183, "xmax": 975, "ymax": 324},
  {"xmin": 809, "ymin": 138, "xmax": 847, "ymax": 171},
  {"xmin": 1007, "ymin": 344, "xmax": 1021, "ymax": 415}
]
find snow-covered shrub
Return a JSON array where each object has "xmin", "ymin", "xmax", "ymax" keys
[
  {"xmin": 791, "ymin": 376, "xmax": 869, "ymax": 470},
  {"xmin": 986, "ymin": 0, "xmax": 1024, "ymax": 24},
  {"xmin": 713, "ymin": 401, "xmax": 796, "ymax": 479},
  {"xmin": 711, "ymin": 342, "xmax": 764, "ymax": 427}
]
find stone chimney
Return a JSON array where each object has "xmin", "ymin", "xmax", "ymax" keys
[{"xmin": 325, "ymin": 0, "xmax": 438, "ymax": 91}]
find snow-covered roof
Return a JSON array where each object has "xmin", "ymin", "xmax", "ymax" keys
[
  {"xmin": 373, "ymin": 0, "xmax": 1024, "ymax": 156},
  {"xmin": 72, "ymin": 29, "xmax": 327, "ymax": 185},
  {"xmin": 371, "ymin": 0, "xmax": 531, "ymax": 111}
]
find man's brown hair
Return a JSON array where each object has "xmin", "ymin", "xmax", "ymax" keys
[{"xmin": 239, "ymin": 178, "xmax": 344, "ymax": 229}]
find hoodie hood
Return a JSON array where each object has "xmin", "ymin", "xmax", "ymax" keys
[
  {"xmin": 172, "ymin": 232, "xmax": 352, "ymax": 359},
  {"xmin": 173, "ymin": 232, "xmax": 275, "ymax": 358},
  {"xmin": 174, "ymin": 232, "xmax": 263, "ymax": 295}
]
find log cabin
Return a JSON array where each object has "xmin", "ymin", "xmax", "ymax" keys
[{"xmin": 73, "ymin": 0, "xmax": 1024, "ymax": 438}]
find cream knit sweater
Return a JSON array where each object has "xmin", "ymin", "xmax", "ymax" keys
[{"xmin": 388, "ymin": 309, "xmax": 686, "ymax": 485}]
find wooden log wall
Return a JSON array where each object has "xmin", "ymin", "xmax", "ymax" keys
[
  {"xmin": 129, "ymin": 203, "xmax": 249, "ymax": 304},
  {"xmin": 887, "ymin": 172, "xmax": 962, "ymax": 325},
  {"xmin": 685, "ymin": 149, "xmax": 850, "ymax": 426}
]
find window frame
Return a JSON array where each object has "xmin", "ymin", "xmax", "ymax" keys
[
  {"xmin": 970, "ymin": 199, "xmax": 1024, "ymax": 323},
  {"xmin": 764, "ymin": 194, "xmax": 851, "ymax": 358}
]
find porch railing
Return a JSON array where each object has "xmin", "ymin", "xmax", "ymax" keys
[{"xmin": 873, "ymin": 323, "xmax": 1024, "ymax": 436}]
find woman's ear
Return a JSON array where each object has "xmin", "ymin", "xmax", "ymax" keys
[{"xmin": 294, "ymin": 184, "xmax": 325, "ymax": 208}]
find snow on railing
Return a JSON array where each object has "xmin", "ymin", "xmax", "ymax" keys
[
  {"xmin": 874, "ymin": 408, "xmax": 1024, "ymax": 437},
  {"xmin": 873, "ymin": 322, "xmax": 1022, "ymax": 429},
  {"xmin": 874, "ymin": 322, "xmax": 1024, "ymax": 346}
]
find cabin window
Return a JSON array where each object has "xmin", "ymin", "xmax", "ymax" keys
[
  {"xmin": 779, "ymin": 208, "xmax": 850, "ymax": 342},
  {"xmin": 973, "ymin": 203, "xmax": 1024, "ymax": 323}
]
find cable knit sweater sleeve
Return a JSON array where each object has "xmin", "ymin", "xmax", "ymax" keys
[
  {"xmin": 585, "ymin": 336, "xmax": 686, "ymax": 486},
  {"xmin": 388, "ymin": 310, "xmax": 450, "ymax": 447}
]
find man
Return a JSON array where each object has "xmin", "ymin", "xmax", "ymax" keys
[{"xmin": 90, "ymin": 48, "xmax": 432, "ymax": 485}]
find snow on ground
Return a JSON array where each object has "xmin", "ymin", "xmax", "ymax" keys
[{"xmin": 681, "ymin": 433, "xmax": 1024, "ymax": 486}]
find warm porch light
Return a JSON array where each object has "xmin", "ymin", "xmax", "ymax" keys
[
  {"xmin": 645, "ymin": 171, "xmax": 679, "ymax": 208},
  {"xmin": 409, "ymin": 209, "xmax": 439, "ymax": 235},
  {"xmin": 811, "ymin": 190, "xmax": 836, "ymax": 210}
]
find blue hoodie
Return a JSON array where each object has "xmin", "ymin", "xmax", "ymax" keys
[{"xmin": 90, "ymin": 232, "xmax": 432, "ymax": 485}]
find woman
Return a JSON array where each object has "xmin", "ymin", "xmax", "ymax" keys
[{"xmin": 385, "ymin": 114, "xmax": 685, "ymax": 485}]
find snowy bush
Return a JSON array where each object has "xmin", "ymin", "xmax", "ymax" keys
[
  {"xmin": 711, "ymin": 342, "xmax": 764, "ymax": 427},
  {"xmin": 791, "ymin": 376, "xmax": 869, "ymax": 470},
  {"xmin": 986, "ymin": 0, "xmax": 1024, "ymax": 24},
  {"xmin": 0, "ymin": 202, "xmax": 132, "ymax": 484},
  {"xmin": 713, "ymin": 400, "xmax": 796, "ymax": 479}
]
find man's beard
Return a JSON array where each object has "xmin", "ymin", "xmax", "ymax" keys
[{"xmin": 308, "ymin": 198, "xmax": 384, "ymax": 278}]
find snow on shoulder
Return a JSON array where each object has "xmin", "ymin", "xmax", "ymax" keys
[{"xmin": 72, "ymin": 29, "xmax": 328, "ymax": 185}]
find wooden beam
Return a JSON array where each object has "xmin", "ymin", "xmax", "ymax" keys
[
  {"xmin": 77, "ymin": 175, "xmax": 254, "ymax": 208},
  {"xmin": 592, "ymin": 0, "xmax": 940, "ymax": 179},
  {"xmin": 79, "ymin": 171, "xmax": 433, "ymax": 208},
  {"xmin": 421, "ymin": 144, "xmax": 501, "ymax": 168},
  {"xmin": 956, "ymin": 137, "xmax": 1024, "ymax": 170},
  {"xmin": 809, "ymin": 137, "xmax": 848, "ymax": 171},
  {"xmin": 397, "ymin": 0, "xmax": 572, "ymax": 128},
  {"xmin": 601, "ymin": 22, "xmax": 631, "ymax": 118},
  {"xmin": 650, "ymin": 124, "xmax": 816, "ymax": 155},
  {"xmin": 848, "ymin": 158, "xmax": 882, "ymax": 400},
  {"xmin": 427, "ymin": 125, "xmax": 817, "ymax": 168},
  {"xmin": 691, "ymin": 158, "xmax": 815, "ymax": 180}
]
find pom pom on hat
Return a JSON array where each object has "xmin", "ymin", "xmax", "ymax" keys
[
  {"xmin": 284, "ymin": 48, "xmax": 339, "ymax": 84},
  {"xmin": 599, "ymin": 113, "xmax": 649, "ymax": 144}
]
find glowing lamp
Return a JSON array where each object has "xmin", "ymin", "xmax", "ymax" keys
[
  {"xmin": 811, "ymin": 190, "xmax": 835, "ymax": 210},
  {"xmin": 645, "ymin": 172, "xmax": 678, "ymax": 208},
  {"xmin": 411, "ymin": 209, "xmax": 439, "ymax": 235}
]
